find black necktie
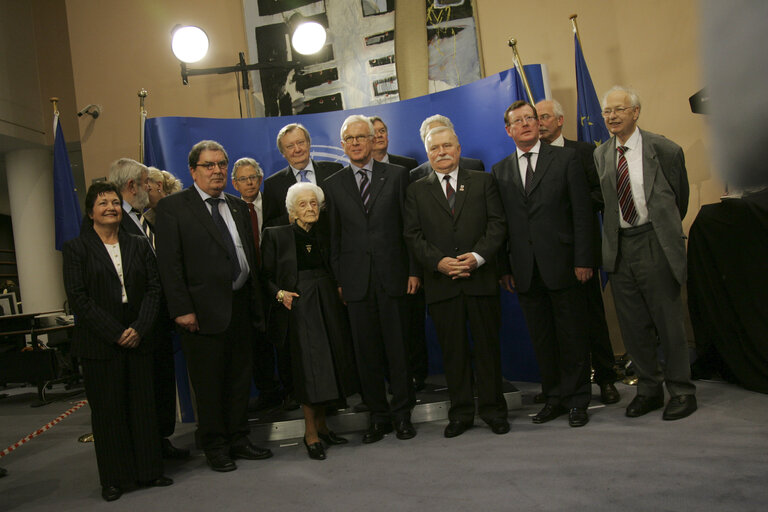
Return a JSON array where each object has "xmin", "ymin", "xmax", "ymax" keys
[
  {"xmin": 523, "ymin": 152, "xmax": 534, "ymax": 195},
  {"xmin": 443, "ymin": 175, "xmax": 455, "ymax": 214},
  {"xmin": 358, "ymin": 170, "xmax": 371, "ymax": 212},
  {"xmin": 205, "ymin": 197, "xmax": 241, "ymax": 281}
]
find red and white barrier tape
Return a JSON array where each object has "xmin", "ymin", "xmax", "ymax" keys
[{"xmin": 0, "ymin": 400, "xmax": 88, "ymax": 458}]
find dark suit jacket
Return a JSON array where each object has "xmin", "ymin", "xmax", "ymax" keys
[
  {"xmin": 404, "ymin": 169, "xmax": 507, "ymax": 305},
  {"xmin": 120, "ymin": 209, "xmax": 145, "ymax": 238},
  {"xmin": 324, "ymin": 160, "xmax": 413, "ymax": 301},
  {"xmin": 594, "ymin": 128, "xmax": 689, "ymax": 284},
  {"xmin": 155, "ymin": 186, "xmax": 264, "ymax": 334},
  {"xmin": 563, "ymin": 138, "xmax": 603, "ymax": 263},
  {"xmin": 63, "ymin": 225, "xmax": 161, "ymax": 360},
  {"xmin": 492, "ymin": 143, "xmax": 594, "ymax": 293},
  {"xmin": 410, "ymin": 156, "xmax": 485, "ymax": 183},
  {"xmin": 387, "ymin": 153, "xmax": 418, "ymax": 172},
  {"xmin": 262, "ymin": 159, "xmax": 344, "ymax": 230}
]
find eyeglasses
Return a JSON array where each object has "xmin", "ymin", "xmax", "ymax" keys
[
  {"xmin": 284, "ymin": 140, "xmax": 307, "ymax": 152},
  {"xmin": 234, "ymin": 174, "xmax": 260, "ymax": 183},
  {"xmin": 342, "ymin": 134, "xmax": 372, "ymax": 144},
  {"xmin": 196, "ymin": 161, "xmax": 228, "ymax": 171},
  {"xmin": 538, "ymin": 114, "xmax": 554, "ymax": 121},
  {"xmin": 601, "ymin": 106, "xmax": 635, "ymax": 117},
  {"xmin": 508, "ymin": 115, "xmax": 537, "ymax": 126}
]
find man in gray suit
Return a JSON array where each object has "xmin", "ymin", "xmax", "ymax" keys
[{"xmin": 594, "ymin": 86, "xmax": 696, "ymax": 420}]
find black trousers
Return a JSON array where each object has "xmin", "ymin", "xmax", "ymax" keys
[
  {"xmin": 583, "ymin": 273, "xmax": 618, "ymax": 384},
  {"xmin": 347, "ymin": 275, "xmax": 414, "ymax": 424},
  {"xmin": 153, "ymin": 332, "xmax": 177, "ymax": 439},
  {"xmin": 518, "ymin": 264, "xmax": 591, "ymax": 409},
  {"xmin": 252, "ymin": 327, "xmax": 280, "ymax": 396},
  {"xmin": 429, "ymin": 293, "xmax": 507, "ymax": 424},
  {"xmin": 405, "ymin": 289, "xmax": 429, "ymax": 383},
  {"xmin": 181, "ymin": 287, "xmax": 254, "ymax": 456},
  {"xmin": 82, "ymin": 352, "xmax": 162, "ymax": 487}
]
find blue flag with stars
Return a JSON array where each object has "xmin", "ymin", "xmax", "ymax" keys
[
  {"xmin": 53, "ymin": 114, "xmax": 82, "ymax": 250},
  {"xmin": 574, "ymin": 34, "xmax": 610, "ymax": 145}
]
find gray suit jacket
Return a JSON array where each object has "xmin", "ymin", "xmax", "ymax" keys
[{"xmin": 594, "ymin": 128, "xmax": 689, "ymax": 284}]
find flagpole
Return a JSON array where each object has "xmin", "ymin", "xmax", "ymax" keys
[
  {"xmin": 570, "ymin": 14, "xmax": 581, "ymax": 45},
  {"xmin": 506, "ymin": 38, "xmax": 535, "ymax": 104},
  {"xmin": 138, "ymin": 89, "xmax": 148, "ymax": 164},
  {"xmin": 49, "ymin": 97, "xmax": 60, "ymax": 126}
]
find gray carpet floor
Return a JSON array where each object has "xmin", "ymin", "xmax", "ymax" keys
[{"xmin": 1, "ymin": 379, "xmax": 767, "ymax": 511}]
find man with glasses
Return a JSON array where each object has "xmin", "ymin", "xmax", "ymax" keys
[
  {"xmin": 156, "ymin": 140, "xmax": 272, "ymax": 472},
  {"xmin": 369, "ymin": 115, "xmax": 418, "ymax": 171},
  {"xmin": 493, "ymin": 100, "xmax": 595, "ymax": 427},
  {"xmin": 324, "ymin": 115, "xmax": 419, "ymax": 443},
  {"xmin": 594, "ymin": 86, "xmax": 696, "ymax": 421}
]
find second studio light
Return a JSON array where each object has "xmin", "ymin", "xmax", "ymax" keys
[
  {"xmin": 171, "ymin": 25, "xmax": 209, "ymax": 63},
  {"xmin": 289, "ymin": 14, "xmax": 326, "ymax": 56}
]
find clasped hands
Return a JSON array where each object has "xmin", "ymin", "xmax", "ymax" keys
[
  {"xmin": 117, "ymin": 327, "xmax": 141, "ymax": 348},
  {"xmin": 438, "ymin": 253, "xmax": 478, "ymax": 279}
]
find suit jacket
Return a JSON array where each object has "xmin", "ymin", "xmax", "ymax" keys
[
  {"xmin": 563, "ymin": 138, "xmax": 604, "ymax": 263},
  {"xmin": 594, "ymin": 128, "xmax": 689, "ymax": 284},
  {"xmin": 387, "ymin": 153, "xmax": 418, "ymax": 172},
  {"xmin": 324, "ymin": 159, "xmax": 412, "ymax": 301},
  {"xmin": 63, "ymin": 225, "xmax": 161, "ymax": 359},
  {"xmin": 492, "ymin": 143, "xmax": 594, "ymax": 293},
  {"xmin": 155, "ymin": 186, "xmax": 264, "ymax": 334},
  {"xmin": 262, "ymin": 159, "xmax": 344, "ymax": 230},
  {"xmin": 404, "ymin": 168, "xmax": 507, "ymax": 304},
  {"xmin": 410, "ymin": 156, "xmax": 485, "ymax": 183}
]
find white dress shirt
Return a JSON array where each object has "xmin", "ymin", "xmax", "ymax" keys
[{"xmin": 515, "ymin": 140, "xmax": 542, "ymax": 188}]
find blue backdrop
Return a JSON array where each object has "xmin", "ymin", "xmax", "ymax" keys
[{"xmin": 145, "ymin": 67, "xmax": 547, "ymax": 419}]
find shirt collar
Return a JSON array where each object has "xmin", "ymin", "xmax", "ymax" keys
[
  {"xmin": 617, "ymin": 127, "xmax": 641, "ymax": 151},
  {"xmin": 549, "ymin": 134, "xmax": 565, "ymax": 147},
  {"xmin": 516, "ymin": 139, "xmax": 541, "ymax": 159},
  {"xmin": 194, "ymin": 182, "xmax": 222, "ymax": 201},
  {"xmin": 291, "ymin": 159, "xmax": 315, "ymax": 176},
  {"xmin": 350, "ymin": 158, "xmax": 374, "ymax": 174}
]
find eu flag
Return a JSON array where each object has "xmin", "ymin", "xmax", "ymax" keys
[
  {"xmin": 53, "ymin": 115, "xmax": 82, "ymax": 250},
  {"xmin": 574, "ymin": 34, "xmax": 610, "ymax": 145}
]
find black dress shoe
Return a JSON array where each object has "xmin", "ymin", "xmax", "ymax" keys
[
  {"xmin": 353, "ymin": 402, "xmax": 370, "ymax": 413},
  {"xmin": 599, "ymin": 382, "xmax": 621, "ymax": 404},
  {"xmin": 138, "ymin": 476, "xmax": 174, "ymax": 487},
  {"xmin": 486, "ymin": 418, "xmax": 510, "ymax": 435},
  {"xmin": 318, "ymin": 430, "xmax": 348, "ymax": 445},
  {"xmin": 207, "ymin": 453, "xmax": 236, "ymax": 472},
  {"xmin": 161, "ymin": 438, "xmax": 190, "ymax": 459},
  {"xmin": 532, "ymin": 404, "xmax": 567, "ymax": 424},
  {"xmin": 394, "ymin": 419, "xmax": 417, "ymax": 440},
  {"xmin": 625, "ymin": 394, "xmax": 664, "ymax": 417},
  {"xmin": 444, "ymin": 420, "xmax": 472, "ymax": 438},
  {"xmin": 413, "ymin": 379, "xmax": 426, "ymax": 392},
  {"xmin": 568, "ymin": 408, "xmax": 589, "ymax": 427},
  {"xmin": 282, "ymin": 395, "xmax": 301, "ymax": 411},
  {"xmin": 249, "ymin": 392, "xmax": 283, "ymax": 412},
  {"xmin": 101, "ymin": 486, "xmax": 122, "ymax": 501},
  {"xmin": 362, "ymin": 422, "xmax": 393, "ymax": 444},
  {"xmin": 533, "ymin": 392, "xmax": 546, "ymax": 404},
  {"xmin": 230, "ymin": 443, "xmax": 273, "ymax": 460},
  {"xmin": 663, "ymin": 395, "xmax": 697, "ymax": 421},
  {"xmin": 303, "ymin": 437, "xmax": 327, "ymax": 460}
]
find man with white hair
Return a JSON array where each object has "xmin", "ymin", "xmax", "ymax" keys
[
  {"xmin": 594, "ymin": 86, "xmax": 696, "ymax": 420},
  {"xmin": 324, "ymin": 115, "xmax": 419, "ymax": 443},
  {"xmin": 409, "ymin": 114, "xmax": 485, "ymax": 183}
]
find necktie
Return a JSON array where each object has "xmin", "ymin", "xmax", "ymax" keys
[
  {"xmin": 298, "ymin": 170, "xmax": 310, "ymax": 182},
  {"xmin": 523, "ymin": 152, "xmax": 534, "ymax": 195},
  {"xmin": 248, "ymin": 202, "xmax": 261, "ymax": 266},
  {"xmin": 140, "ymin": 214, "xmax": 155, "ymax": 250},
  {"xmin": 205, "ymin": 197, "xmax": 242, "ymax": 281},
  {"xmin": 616, "ymin": 146, "xmax": 638, "ymax": 225},
  {"xmin": 358, "ymin": 170, "xmax": 370, "ymax": 212},
  {"xmin": 443, "ymin": 175, "xmax": 455, "ymax": 214}
]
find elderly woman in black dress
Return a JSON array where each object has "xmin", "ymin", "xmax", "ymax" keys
[
  {"xmin": 261, "ymin": 182, "xmax": 357, "ymax": 460},
  {"xmin": 63, "ymin": 182, "xmax": 171, "ymax": 501}
]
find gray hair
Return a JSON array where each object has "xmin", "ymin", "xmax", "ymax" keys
[
  {"xmin": 419, "ymin": 114, "xmax": 454, "ymax": 142},
  {"xmin": 602, "ymin": 85, "xmax": 642, "ymax": 109},
  {"xmin": 340, "ymin": 115, "xmax": 374, "ymax": 141},
  {"xmin": 276, "ymin": 123, "xmax": 311, "ymax": 154},
  {"xmin": 147, "ymin": 167, "xmax": 183, "ymax": 195},
  {"xmin": 548, "ymin": 99, "xmax": 565, "ymax": 118},
  {"xmin": 369, "ymin": 115, "xmax": 387, "ymax": 130},
  {"xmin": 109, "ymin": 158, "xmax": 148, "ymax": 192},
  {"xmin": 188, "ymin": 140, "xmax": 228, "ymax": 169},
  {"xmin": 231, "ymin": 157, "xmax": 263, "ymax": 181},
  {"xmin": 423, "ymin": 126, "xmax": 457, "ymax": 152},
  {"xmin": 285, "ymin": 182, "xmax": 325, "ymax": 218}
]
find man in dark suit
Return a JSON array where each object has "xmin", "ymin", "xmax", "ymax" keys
[
  {"xmin": 262, "ymin": 124, "xmax": 343, "ymax": 410},
  {"xmin": 369, "ymin": 116, "xmax": 419, "ymax": 171},
  {"xmin": 493, "ymin": 100, "xmax": 595, "ymax": 427},
  {"xmin": 108, "ymin": 158, "xmax": 188, "ymax": 459},
  {"xmin": 410, "ymin": 114, "xmax": 485, "ymax": 182},
  {"xmin": 324, "ymin": 115, "xmax": 418, "ymax": 443},
  {"xmin": 535, "ymin": 99, "xmax": 620, "ymax": 405},
  {"xmin": 155, "ymin": 140, "xmax": 272, "ymax": 472},
  {"xmin": 595, "ymin": 86, "xmax": 696, "ymax": 420},
  {"xmin": 404, "ymin": 126, "xmax": 509, "ymax": 438}
]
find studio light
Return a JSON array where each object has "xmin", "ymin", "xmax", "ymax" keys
[
  {"xmin": 171, "ymin": 25, "xmax": 209, "ymax": 63},
  {"xmin": 288, "ymin": 14, "xmax": 326, "ymax": 56}
]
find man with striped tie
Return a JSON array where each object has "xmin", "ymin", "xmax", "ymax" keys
[
  {"xmin": 595, "ymin": 86, "xmax": 696, "ymax": 421},
  {"xmin": 324, "ymin": 115, "xmax": 419, "ymax": 443},
  {"xmin": 108, "ymin": 158, "xmax": 188, "ymax": 459}
]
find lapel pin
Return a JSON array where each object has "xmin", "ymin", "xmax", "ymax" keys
[{"xmin": 459, "ymin": 185, "xmax": 465, "ymax": 192}]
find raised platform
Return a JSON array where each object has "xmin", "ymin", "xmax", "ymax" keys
[{"xmin": 248, "ymin": 377, "xmax": 522, "ymax": 442}]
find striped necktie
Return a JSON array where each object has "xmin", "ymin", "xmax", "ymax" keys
[
  {"xmin": 443, "ymin": 175, "xmax": 455, "ymax": 214},
  {"xmin": 358, "ymin": 170, "xmax": 370, "ymax": 212},
  {"xmin": 616, "ymin": 145, "xmax": 638, "ymax": 225}
]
